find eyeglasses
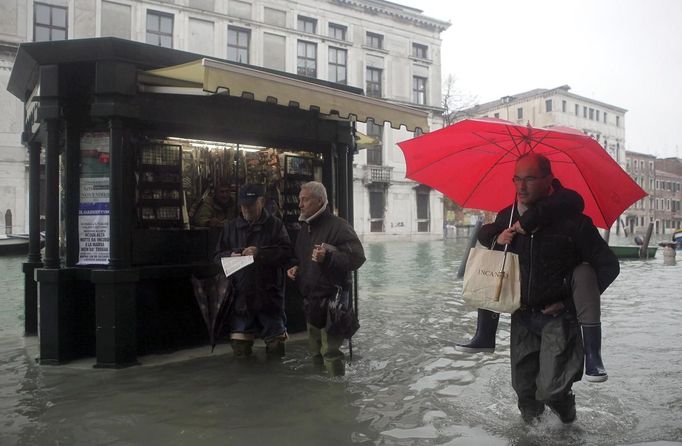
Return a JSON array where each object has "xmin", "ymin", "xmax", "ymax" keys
[{"xmin": 512, "ymin": 175, "xmax": 548, "ymax": 185}]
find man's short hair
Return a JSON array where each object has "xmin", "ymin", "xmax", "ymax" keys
[
  {"xmin": 518, "ymin": 152, "xmax": 553, "ymax": 177},
  {"xmin": 301, "ymin": 181, "xmax": 327, "ymax": 202}
]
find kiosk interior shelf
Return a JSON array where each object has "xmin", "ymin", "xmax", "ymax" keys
[{"xmin": 137, "ymin": 143, "xmax": 184, "ymax": 229}]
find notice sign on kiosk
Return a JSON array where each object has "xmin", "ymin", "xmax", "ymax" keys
[{"xmin": 78, "ymin": 133, "xmax": 111, "ymax": 265}]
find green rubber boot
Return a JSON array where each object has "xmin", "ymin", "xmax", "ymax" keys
[{"xmin": 231, "ymin": 339, "xmax": 253, "ymax": 358}]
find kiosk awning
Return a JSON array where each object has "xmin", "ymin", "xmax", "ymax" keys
[{"xmin": 140, "ymin": 58, "xmax": 429, "ymax": 132}]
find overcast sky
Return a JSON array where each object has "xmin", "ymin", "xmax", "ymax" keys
[{"xmin": 398, "ymin": 0, "xmax": 682, "ymax": 159}]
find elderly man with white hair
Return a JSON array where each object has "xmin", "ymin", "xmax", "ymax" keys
[{"xmin": 287, "ymin": 181, "xmax": 365, "ymax": 376}]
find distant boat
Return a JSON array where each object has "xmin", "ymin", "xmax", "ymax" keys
[
  {"xmin": 673, "ymin": 229, "xmax": 682, "ymax": 249},
  {"xmin": 610, "ymin": 245, "xmax": 657, "ymax": 259},
  {"xmin": 0, "ymin": 234, "xmax": 30, "ymax": 255}
]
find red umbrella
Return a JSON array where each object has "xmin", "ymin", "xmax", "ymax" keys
[{"xmin": 397, "ymin": 118, "xmax": 646, "ymax": 229}]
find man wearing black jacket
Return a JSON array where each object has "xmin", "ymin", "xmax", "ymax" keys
[
  {"xmin": 478, "ymin": 153, "xmax": 619, "ymax": 424},
  {"xmin": 214, "ymin": 184, "xmax": 292, "ymax": 358},
  {"xmin": 287, "ymin": 181, "xmax": 365, "ymax": 376}
]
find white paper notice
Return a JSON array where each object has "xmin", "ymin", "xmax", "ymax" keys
[{"xmin": 221, "ymin": 256, "xmax": 254, "ymax": 277}]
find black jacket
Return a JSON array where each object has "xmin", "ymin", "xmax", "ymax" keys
[
  {"xmin": 214, "ymin": 210, "xmax": 292, "ymax": 315},
  {"xmin": 478, "ymin": 182, "xmax": 619, "ymax": 309},
  {"xmin": 293, "ymin": 208, "xmax": 366, "ymax": 327}
]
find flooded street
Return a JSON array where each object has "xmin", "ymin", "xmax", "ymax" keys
[{"xmin": 1, "ymin": 238, "xmax": 681, "ymax": 445}]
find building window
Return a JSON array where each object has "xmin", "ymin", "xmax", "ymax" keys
[
  {"xmin": 366, "ymin": 32, "xmax": 383, "ymax": 49},
  {"xmin": 517, "ymin": 107, "xmax": 523, "ymax": 119},
  {"xmin": 328, "ymin": 47, "xmax": 347, "ymax": 84},
  {"xmin": 328, "ymin": 23, "xmax": 346, "ymax": 41},
  {"xmin": 297, "ymin": 15, "xmax": 316, "ymax": 34},
  {"xmin": 413, "ymin": 76, "xmax": 427, "ymax": 105},
  {"xmin": 604, "ymin": 112, "xmax": 608, "ymax": 123},
  {"xmin": 227, "ymin": 26, "xmax": 250, "ymax": 63},
  {"xmin": 264, "ymin": 7, "xmax": 286, "ymax": 27},
  {"xmin": 596, "ymin": 110, "xmax": 600, "ymax": 121},
  {"xmin": 616, "ymin": 116, "xmax": 620, "ymax": 127},
  {"xmin": 575, "ymin": 104, "xmax": 579, "ymax": 116},
  {"xmin": 589, "ymin": 108, "xmax": 594, "ymax": 120},
  {"xmin": 562, "ymin": 100, "xmax": 567, "ymax": 112},
  {"xmin": 369, "ymin": 187, "xmax": 385, "ymax": 232},
  {"xmin": 545, "ymin": 99, "xmax": 552, "ymax": 112},
  {"xmin": 412, "ymin": 43, "xmax": 428, "ymax": 59},
  {"xmin": 34, "ymin": 2, "xmax": 68, "ymax": 41},
  {"xmin": 366, "ymin": 67, "xmax": 382, "ymax": 98},
  {"xmin": 146, "ymin": 10, "xmax": 173, "ymax": 48},
  {"xmin": 583, "ymin": 106, "xmax": 587, "ymax": 118},
  {"xmin": 366, "ymin": 119, "xmax": 383, "ymax": 165},
  {"xmin": 494, "ymin": 112, "xmax": 500, "ymax": 118},
  {"xmin": 416, "ymin": 185, "xmax": 430, "ymax": 232},
  {"xmin": 297, "ymin": 41, "xmax": 317, "ymax": 78},
  {"xmin": 263, "ymin": 32, "xmax": 285, "ymax": 71}
]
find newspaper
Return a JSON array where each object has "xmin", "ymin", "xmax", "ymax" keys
[{"xmin": 220, "ymin": 255, "xmax": 254, "ymax": 277}]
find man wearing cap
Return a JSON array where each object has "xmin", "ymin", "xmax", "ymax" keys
[
  {"xmin": 287, "ymin": 181, "xmax": 365, "ymax": 376},
  {"xmin": 214, "ymin": 184, "xmax": 292, "ymax": 358}
]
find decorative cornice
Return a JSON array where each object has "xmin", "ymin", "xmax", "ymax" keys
[{"xmin": 331, "ymin": 0, "xmax": 450, "ymax": 32}]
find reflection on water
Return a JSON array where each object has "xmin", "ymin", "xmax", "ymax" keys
[{"xmin": 1, "ymin": 241, "xmax": 682, "ymax": 446}]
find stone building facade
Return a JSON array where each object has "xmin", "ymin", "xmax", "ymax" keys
[
  {"xmin": 624, "ymin": 151, "xmax": 681, "ymax": 236},
  {"xmin": 0, "ymin": 0, "xmax": 449, "ymax": 238},
  {"xmin": 456, "ymin": 84, "xmax": 627, "ymax": 166}
]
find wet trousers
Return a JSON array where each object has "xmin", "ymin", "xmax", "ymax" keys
[
  {"xmin": 510, "ymin": 309, "xmax": 584, "ymax": 406},
  {"xmin": 571, "ymin": 263, "xmax": 601, "ymax": 326},
  {"xmin": 229, "ymin": 310, "xmax": 286, "ymax": 342},
  {"xmin": 307, "ymin": 323, "xmax": 344, "ymax": 367}
]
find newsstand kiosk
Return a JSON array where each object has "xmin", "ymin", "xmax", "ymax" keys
[{"xmin": 7, "ymin": 38, "xmax": 427, "ymax": 367}]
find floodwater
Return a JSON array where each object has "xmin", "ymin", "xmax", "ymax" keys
[{"xmin": 1, "ymin": 238, "xmax": 681, "ymax": 446}]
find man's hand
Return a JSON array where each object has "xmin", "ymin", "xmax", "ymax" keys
[
  {"xmin": 242, "ymin": 246, "xmax": 258, "ymax": 257},
  {"xmin": 541, "ymin": 301, "xmax": 565, "ymax": 316},
  {"xmin": 511, "ymin": 221, "xmax": 526, "ymax": 235},
  {"xmin": 497, "ymin": 227, "xmax": 517, "ymax": 245},
  {"xmin": 287, "ymin": 266, "xmax": 298, "ymax": 280},
  {"xmin": 312, "ymin": 244, "xmax": 327, "ymax": 263}
]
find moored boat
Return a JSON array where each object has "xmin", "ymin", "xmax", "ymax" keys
[{"xmin": 610, "ymin": 245, "xmax": 657, "ymax": 259}]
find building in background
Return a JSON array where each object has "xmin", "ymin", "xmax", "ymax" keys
[
  {"xmin": 623, "ymin": 151, "xmax": 681, "ymax": 236},
  {"xmin": 0, "ymin": 0, "xmax": 449, "ymax": 239},
  {"xmin": 456, "ymin": 85, "xmax": 627, "ymax": 166}
]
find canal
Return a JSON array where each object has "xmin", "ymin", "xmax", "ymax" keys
[{"xmin": 1, "ymin": 238, "xmax": 681, "ymax": 445}]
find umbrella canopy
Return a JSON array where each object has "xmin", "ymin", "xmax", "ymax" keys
[
  {"xmin": 191, "ymin": 274, "xmax": 233, "ymax": 352},
  {"xmin": 398, "ymin": 118, "xmax": 646, "ymax": 229}
]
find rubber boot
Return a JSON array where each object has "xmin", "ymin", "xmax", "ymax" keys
[
  {"xmin": 455, "ymin": 309, "xmax": 499, "ymax": 353},
  {"xmin": 547, "ymin": 391, "xmax": 576, "ymax": 424},
  {"xmin": 582, "ymin": 324, "xmax": 608, "ymax": 382},
  {"xmin": 324, "ymin": 358, "xmax": 345, "ymax": 377},
  {"xmin": 518, "ymin": 399, "xmax": 545, "ymax": 424},
  {"xmin": 265, "ymin": 335, "xmax": 286, "ymax": 358},
  {"xmin": 231, "ymin": 339, "xmax": 253, "ymax": 358}
]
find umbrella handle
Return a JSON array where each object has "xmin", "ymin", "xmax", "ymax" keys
[{"xmin": 494, "ymin": 274, "xmax": 504, "ymax": 301}]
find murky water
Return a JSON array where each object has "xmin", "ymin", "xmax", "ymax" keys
[{"xmin": 1, "ymin": 239, "xmax": 681, "ymax": 445}]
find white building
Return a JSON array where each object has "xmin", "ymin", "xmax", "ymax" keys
[
  {"xmin": 0, "ymin": 0, "xmax": 449, "ymax": 238},
  {"xmin": 457, "ymin": 85, "xmax": 627, "ymax": 166}
]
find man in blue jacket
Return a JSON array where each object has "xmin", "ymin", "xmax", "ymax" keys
[{"xmin": 215, "ymin": 184, "xmax": 292, "ymax": 358}]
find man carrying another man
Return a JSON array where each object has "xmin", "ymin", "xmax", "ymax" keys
[{"xmin": 478, "ymin": 153, "xmax": 619, "ymax": 423}]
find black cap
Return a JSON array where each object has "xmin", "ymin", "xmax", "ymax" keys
[{"xmin": 238, "ymin": 184, "xmax": 265, "ymax": 205}]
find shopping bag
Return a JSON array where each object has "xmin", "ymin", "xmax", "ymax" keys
[
  {"xmin": 461, "ymin": 247, "xmax": 521, "ymax": 314},
  {"xmin": 325, "ymin": 286, "xmax": 360, "ymax": 339}
]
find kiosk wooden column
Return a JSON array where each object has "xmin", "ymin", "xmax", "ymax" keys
[{"xmin": 22, "ymin": 140, "xmax": 42, "ymax": 335}]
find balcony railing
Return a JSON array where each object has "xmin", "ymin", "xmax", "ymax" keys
[{"xmin": 364, "ymin": 165, "xmax": 392, "ymax": 184}]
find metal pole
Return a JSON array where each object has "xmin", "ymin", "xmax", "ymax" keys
[{"xmin": 456, "ymin": 218, "xmax": 483, "ymax": 278}]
